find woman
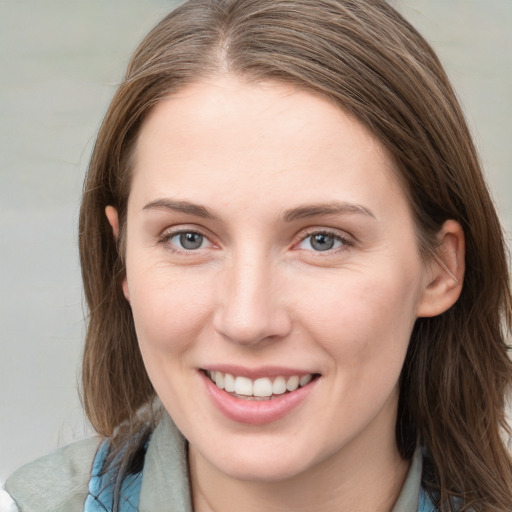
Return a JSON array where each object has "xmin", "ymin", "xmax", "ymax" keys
[{"xmin": 4, "ymin": 0, "xmax": 512, "ymax": 510}]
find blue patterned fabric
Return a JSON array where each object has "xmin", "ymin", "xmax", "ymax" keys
[
  {"xmin": 83, "ymin": 440, "xmax": 143, "ymax": 512},
  {"xmin": 418, "ymin": 487, "xmax": 436, "ymax": 511}
]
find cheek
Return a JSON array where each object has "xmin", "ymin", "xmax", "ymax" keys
[
  {"xmin": 127, "ymin": 264, "xmax": 214, "ymax": 356},
  {"xmin": 296, "ymin": 265, "xmax": 422, "ymax": 368}
]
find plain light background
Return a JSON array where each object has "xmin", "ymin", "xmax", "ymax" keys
[{"xmin": 1, "ymin": 0, "xmax": 511, "ymax": 484}]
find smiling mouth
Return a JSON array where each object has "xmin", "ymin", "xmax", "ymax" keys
[{"xmin": 203, "ymin": 370, "xmax": 319, "ymax": 401}]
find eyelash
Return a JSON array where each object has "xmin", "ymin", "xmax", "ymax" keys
[
  {"xmin": 158, "ymin": 228, "xmax": 212, "ymax": 254},
  {"xmin": 295, "ymin": 229, "xmax": 354, "ymax": 254},
  {"xmin": 157, "ymin": 227, "xmax": 354, "ymax": 255}
]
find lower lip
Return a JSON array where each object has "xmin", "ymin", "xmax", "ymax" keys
[{"xmin": 201, "ymin": 372, "xmax": 318, "ymax": 425}]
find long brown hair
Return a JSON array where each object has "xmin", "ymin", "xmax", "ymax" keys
[{"xmin": 79, "ymin": 0, "xmax": 512, "ymax": 509}]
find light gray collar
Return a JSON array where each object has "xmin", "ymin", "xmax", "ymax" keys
[
  {"xmin": 139, "ymin": 412, "xmax": 193, "ymax": 512},
  {"xmin": 392, "ymin": 446, "xmax": 423, "ymax": 511}
]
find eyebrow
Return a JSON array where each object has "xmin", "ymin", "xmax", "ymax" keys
[
  {"xmin": 142, "ymin": 198, "xmax": 375, "ymax": 222},
  {"xmin": 282, "ymin": 201, "xmax": 375, "ymax": 222},
  {"xmin": 142, "ymin": 199, "xmax": 218, "ymax": 220}
]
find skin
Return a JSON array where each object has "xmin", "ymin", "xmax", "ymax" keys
[{"xmin": 106, "ymin": 75, "xmax": 464, "ymax": 512}]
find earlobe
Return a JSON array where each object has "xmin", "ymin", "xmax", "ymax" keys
[
  {"xmin": 105, "ymin": 205, "xmax": 130, "ymax": 302},
  {"xmin": 121, "ymin": 278, "xmax": 130, "ymax": 303},
  {"xmin": 416, "ymin": 220, "xmax": 465, "ymax": 318}
]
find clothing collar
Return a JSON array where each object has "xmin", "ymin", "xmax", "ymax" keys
[
  {"xmin": 391, "ymin": 445, "xmax": 424, "ymax": 511},
  {"xmin": 139, "ymin": 412, "xmax": 193, "ymax": 512}
]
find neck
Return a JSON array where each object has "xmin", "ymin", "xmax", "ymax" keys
[{"xmin": 189, "ymin": 423, "xmax": 409, "ymax": 512}]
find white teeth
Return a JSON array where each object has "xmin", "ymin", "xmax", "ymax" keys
[
  {"xmin": 215, "ymin": 371, "xmax": 224, "ymax": 390},
  {"xmin": 234, "ymin": 376, "xmax": 253, "ymax": 396},
  {"xmin": 208, "ymin": 370, "xmax": 315, "ymax": 397},
  {"xmin": 299, "ymin": 374, "xmax": 312, "ymax": 387},
  {"xmin": 286, "ymin": 375, "xmax": 299, "ymax": 391},
  {"xmin": 224, "ymin": 373, "xmax": 236, "ymax": 392},
  {"xmin": 253, "ymin": 377, "xmax": 273, "ymax": 397},
  {"xmin": 272, "ymin": 376, "xmax": 287, "ymax": 395}
]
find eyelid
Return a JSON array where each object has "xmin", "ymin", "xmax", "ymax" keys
[
  {"xmin": 293, "ymin": 227, "xmax": 355, "ymax": 252},
  {"xmin": 156, "ymin": 224, "xmax": 354, "ymax": 255},
  {"xmin": 157, "ymin": 225, "xmax": 217, "ymax": 253}
]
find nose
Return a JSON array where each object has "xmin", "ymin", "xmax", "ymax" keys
[{"xmin": 213, "ymin": 255, "xmax": 292, "ymax": 346}]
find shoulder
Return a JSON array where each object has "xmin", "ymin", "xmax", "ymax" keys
[{"xmin": 4, "ymin": 436, "xmax": 102, "ymax": 512}]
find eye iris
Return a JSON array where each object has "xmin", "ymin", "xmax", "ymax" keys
[
  {"xmin": 180, "ymin": 232, "xmax": 203, "ymax": 250},
  {"xmin": 311, "ymin": 233, "xmax": 335, "ymax": 251}
]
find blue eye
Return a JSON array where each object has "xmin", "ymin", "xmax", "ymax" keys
[
  {"xmin": 298, "ymin": 232, "xmax": 346, "ymax": 252},
  {"xmin": 169, "ymin": 231, "xmax": 208, "ymax": 251}
]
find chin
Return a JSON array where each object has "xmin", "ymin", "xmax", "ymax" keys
[
  {"xmin": 196, "ymin": 436, "xmax": 325, "ymax": 483},
  {"xmin": 216, "ymin": 457, "xmax": 310, "ymax": 483}
]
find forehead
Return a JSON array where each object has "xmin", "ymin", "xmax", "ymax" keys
[{"xmin": 130, "ymin": 75, "xmax": 406, "ymax": 218}]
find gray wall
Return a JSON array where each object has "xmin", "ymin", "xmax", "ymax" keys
[{"xmin": 1, "ymin": 0, "xmax": 511, "ymax": 483}]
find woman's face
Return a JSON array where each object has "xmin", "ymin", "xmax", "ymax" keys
[{"xmin": 120, "ymin": 75, "xmax": 434, "ymax": 482}]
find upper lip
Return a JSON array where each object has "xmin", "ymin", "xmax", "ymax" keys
[{"xmin": 201, "ymin": 364, "xmax": 318, "ymax": 379}]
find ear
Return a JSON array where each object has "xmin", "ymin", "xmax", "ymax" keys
[
  {"xmin": 416, "ymin": 219, "xmax": 465, "ymax": 318},
  {"xmin": 105, "ymin": 205, "xmax": 120, "ymax": 239},
  {"xmin": 105, "ymin": 206, "xmax": 130, "ymax": 302}
]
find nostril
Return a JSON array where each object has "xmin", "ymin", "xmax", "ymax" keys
[{"xmin": 213, "ymin": 304, "xmax": 292, "ymax": 346}]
